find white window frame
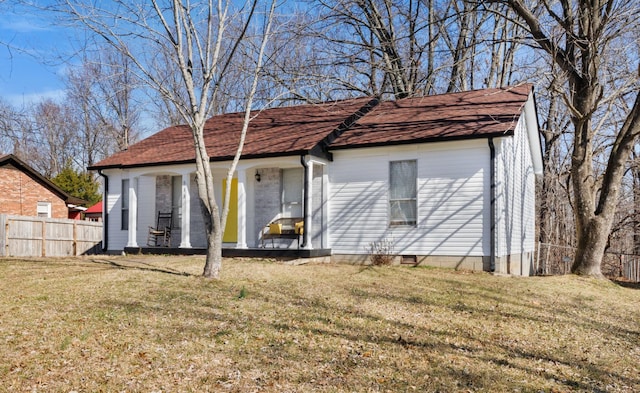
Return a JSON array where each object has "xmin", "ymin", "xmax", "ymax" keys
[
  {"xmin": 121, "ymin": 179, "xmax": 129, "ymax": 230},
  {"xmin": 389, "ymin": 160, "xmax": 417, "ymax": 226},
  {"xmin": 37, "ymin": 201, "xmax": 51, "ymax": 218},
  {"xmin": 281, "ymin": 168, "xmax": 303, "ymax": 218},
  {"xmin": 171, "ymin": 175, "xmax": 182, "ymax": 229}
]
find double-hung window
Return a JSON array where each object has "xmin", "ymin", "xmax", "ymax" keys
[
  {"xmin": 121, "ymin": 179, "xmax": 129, "ymax": 230},
  {"xmin": 389, "ymin": 160, "xmax": 417, "ymax": 226},
  {"xmin": 171, "ymin": 176, "xmax": 182, "ymax": 229},
  {"xmin": 282, "ymin": 168, "xmax": 303, "ymax": 217}
]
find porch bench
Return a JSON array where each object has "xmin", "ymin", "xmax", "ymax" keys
[{"xmin": 261, "ymin": 217, "xmax": 304, "ymax": 249}]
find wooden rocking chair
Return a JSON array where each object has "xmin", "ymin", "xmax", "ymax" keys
[{"xmin": 147, "ymin": 212, "xmax": 172, "ymax": 247}]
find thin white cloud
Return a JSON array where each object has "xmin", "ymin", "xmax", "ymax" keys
[
  {"xmin": 7, "ymin": 89, "xmax": 66, "ymax": 107},
  {"xmin": 0, "ymin": 12, "xmax": 52, "ymax": 34},
  {"xmin": 1, "ymin": 19, "xmax": 50, "ymax": 34}
]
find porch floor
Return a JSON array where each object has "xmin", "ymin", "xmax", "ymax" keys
[{"xmin": 124, "ymin": 246, "xmax": 332, "ymax": 259}]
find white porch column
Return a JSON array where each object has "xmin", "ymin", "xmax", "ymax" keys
[
  {"xmin": 303, "ymin": 158, "xmax": 313, "ymax": 250},
  {"xmin": 236, "ymin": 168, "xmax": 247, "ymax": 249},
  {"xmin": 126, "ymin": 177, "xmax": 138, "ymax": 248},
  {"xmin": 179, "ymin": 173, "xmax": 192, "ymax": 248}
]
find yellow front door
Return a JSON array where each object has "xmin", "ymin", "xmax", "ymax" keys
[{"xmin": 222, "ymin": 178, "xmax": 238, "ymax": 243}]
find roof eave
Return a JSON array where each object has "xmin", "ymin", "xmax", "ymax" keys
[
  {"xmin": 88, "ymin": 149, "xmax": 332, "ymax": 171},
  {"xmin": 88, "ymin": 158, "xmax": 197, "ymax": 171}
]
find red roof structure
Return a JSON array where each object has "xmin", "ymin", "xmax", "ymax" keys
[
  {"xmin": 84, "ymin": 202, "xmax": 103, "ymax": 214},
  {"xmin": 89, "ymin": 84, "xmax": 532, "ymax": 170},
  {"xmin": 83, "ymin": 201, "xmax": 103, "ymax": 221}
]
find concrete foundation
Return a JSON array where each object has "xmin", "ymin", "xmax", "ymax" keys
[
  {"xmin": 330, "ymin": 253, "xmax": 533, "ymax": 276},
  {"xmin": 494, "ymin": 251, "xmax": 535, "ymax": 276},
  {"xmin": 331, "ymin": 253, "xmax": 489, "ymax": 271}
]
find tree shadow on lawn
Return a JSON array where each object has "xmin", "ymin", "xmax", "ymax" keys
[
  {"xmin": 87, "ymin": 258, "xmax": 193, "ymax": 277},
  {"xmin": 278, "ymin": 277, "xmax": 640, "ymax": 391},
  {"xmin": 260, "ymin": 287, "xmax": 622, "ymax": 392},
  {"xmin": 88, "ymin": 273, "xmax": 639, "ymax": 392}
]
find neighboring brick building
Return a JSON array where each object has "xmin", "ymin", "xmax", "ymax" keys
[{"xmin": 0, "ymin": 154, "xmax": 85, "ymax": 219}]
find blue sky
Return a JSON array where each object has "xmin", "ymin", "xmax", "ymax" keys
[{"xmin": 0, "ymin": 3, "xmax": 72, "ymax": 107}]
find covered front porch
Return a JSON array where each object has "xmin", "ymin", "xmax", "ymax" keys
[
  {"xmin": 123, "ymin": 246, "xmax": 332, "ymax": 259},
  {"xmin": 121, "ymin": 155, "xmax": 330, "ymax": 257}
]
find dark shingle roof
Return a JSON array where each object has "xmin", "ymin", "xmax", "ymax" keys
[
  {"xmin": 91, "ymin": 97, "xmax": 374, "ymax": 169},
  {"xmin": 330, "ymin": 84, "xmax": 532, "ymax": 149},
  {"xmin": 90, "ymin": 85, "xmax": 532, "ymax": 170}
]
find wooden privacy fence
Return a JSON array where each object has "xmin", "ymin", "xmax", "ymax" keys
[{"xmin": 0, "ymin": 214, "xmax": 102, "ymax": 257}]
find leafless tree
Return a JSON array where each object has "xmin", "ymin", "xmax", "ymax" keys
[
  {"xmin": 265, "ymin": 0, "xmax": 435, "ymax": 100},
  {"xmin": 91, "ymin": 48, "xmax": 142, "ymax": 152},
  {"xmin": 264, "ymin": 0, "xmax": 527, "ymax": 102},
  {"xmin": 497, "ymin": 0, "xmax": 640, "ymax": 277},
  {"xmin": 27, "ymin": 99, "xmax": 79, "ymax": 177},
  {"xmin": 475, "ymin": 2, "xmax": 526, "ymax": 89},
  {"xmin": 65, "ymin": 62, "xmax": 113, "ymax": 169},
  {"xmin": 0, "ymin": 100, "xmax": 26, "ymax": 154},
  {"xmin": 55, "ymin": 0, "xmax": 276, "ymax": 278},
  {"xmin": 64, "ymin": 47, "xmax": 143, "ymax": 168}
]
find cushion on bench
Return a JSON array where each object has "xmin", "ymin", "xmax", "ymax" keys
[{"xmin": 269, "ymin": 223, "xmax": 282, "ymax": 235}]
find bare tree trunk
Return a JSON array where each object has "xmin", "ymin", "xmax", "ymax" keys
[
  {"xmin": 503, "ymin": 0, "xmax": 640, "ymax": 277},
  {"xmin": 359, "ymin": 0, "xmax": 410, "ymax": 98},
  {"xmin": 58, "ymin": 0, "xmax": 276, "ymax": 279},
  {"xmin": 573, "ymin": 217, "xmax": 609, "ymax": 276},
  {"xmin": 193, "ymin": 129, "xmax": 223, "ymax": 278},
  {"xmin": 447, "ymin": 1, "xmax": 469, "ymax": 92},
  {"xmin": 538, "ymin": 74, "xmax": 567, "ymax": 245},
  {"xmin": 634, "ymin": 149, "xmax": 640, "ymax": 254},
  {"xmin": 425, "ymin": 0, "xmax": 436, "ymax": 94}
]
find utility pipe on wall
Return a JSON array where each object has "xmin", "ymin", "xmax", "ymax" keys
[
  {"xmin": 97, "ymin": 169, "xmax": 109, "ymax": 253},
  {"xmin": 300, "ymin": 155, "xmax": 309, "ymax": 249},
  {"xmin": 488, "ymin": 138, "xmax": 496, "ymax": 272}
]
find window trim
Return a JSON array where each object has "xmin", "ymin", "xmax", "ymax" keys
[
  {"xmin": 281, "ymin": 167, "xmax": 303, "ymax": 218},
  {"xmin": 171, "ymin": 175, "xmax": 182, "ymax": 229},
  {"xmin": 37, "ymin": 201, "xmax": 51, "ymax": 218},
  {"xmin": 121, "ymin": 179, "xmax": 129, "ymax": 230},
  {"xmin": 389, "ymin": 160, "xmax": 417, "ymax": 227}
]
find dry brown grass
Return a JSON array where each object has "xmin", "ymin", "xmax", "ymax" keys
[{"xmin": 0, "ymin": 256, "xmax": 639, "ymax": 392}]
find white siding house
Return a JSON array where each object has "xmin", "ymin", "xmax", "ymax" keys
[
  {"xmin": 329, "ymin": 140, "xmax": 491, "ymax": 270},
  {"xmin": 90, "ymin": 85, "xmax": 542, "ymax": 276}
]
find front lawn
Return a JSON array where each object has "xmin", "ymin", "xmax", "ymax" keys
[{"xmin": 1, "ymin": 256, "xmax": 638, "ymax": 392}]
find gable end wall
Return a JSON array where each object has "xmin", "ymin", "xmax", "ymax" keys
[
  {"xmin": 494, "ymin": 114, "xmax": 537, "ymax": 275},
  {"xmin": 0, "ymin": 164, "xmax": 68, "ymax": 219}
]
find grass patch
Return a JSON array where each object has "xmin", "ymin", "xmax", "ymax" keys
[{"xmin": 0, "ymin": 256, "xmax": 638, "ymax": 392}]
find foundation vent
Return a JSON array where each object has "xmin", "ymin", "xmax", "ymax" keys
[{"xmin": 401, "ymin": 255, "xmax": 418, "ymax": 265}]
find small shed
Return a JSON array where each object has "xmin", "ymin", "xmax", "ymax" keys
[{"xmin": 84, "ymin": 202, "xmax": 103, "ymax": 222}]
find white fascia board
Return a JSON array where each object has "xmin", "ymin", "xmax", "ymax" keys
[{"xmin": 524, "ymin": 91, "xmax": 544, "ymax": 175}]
